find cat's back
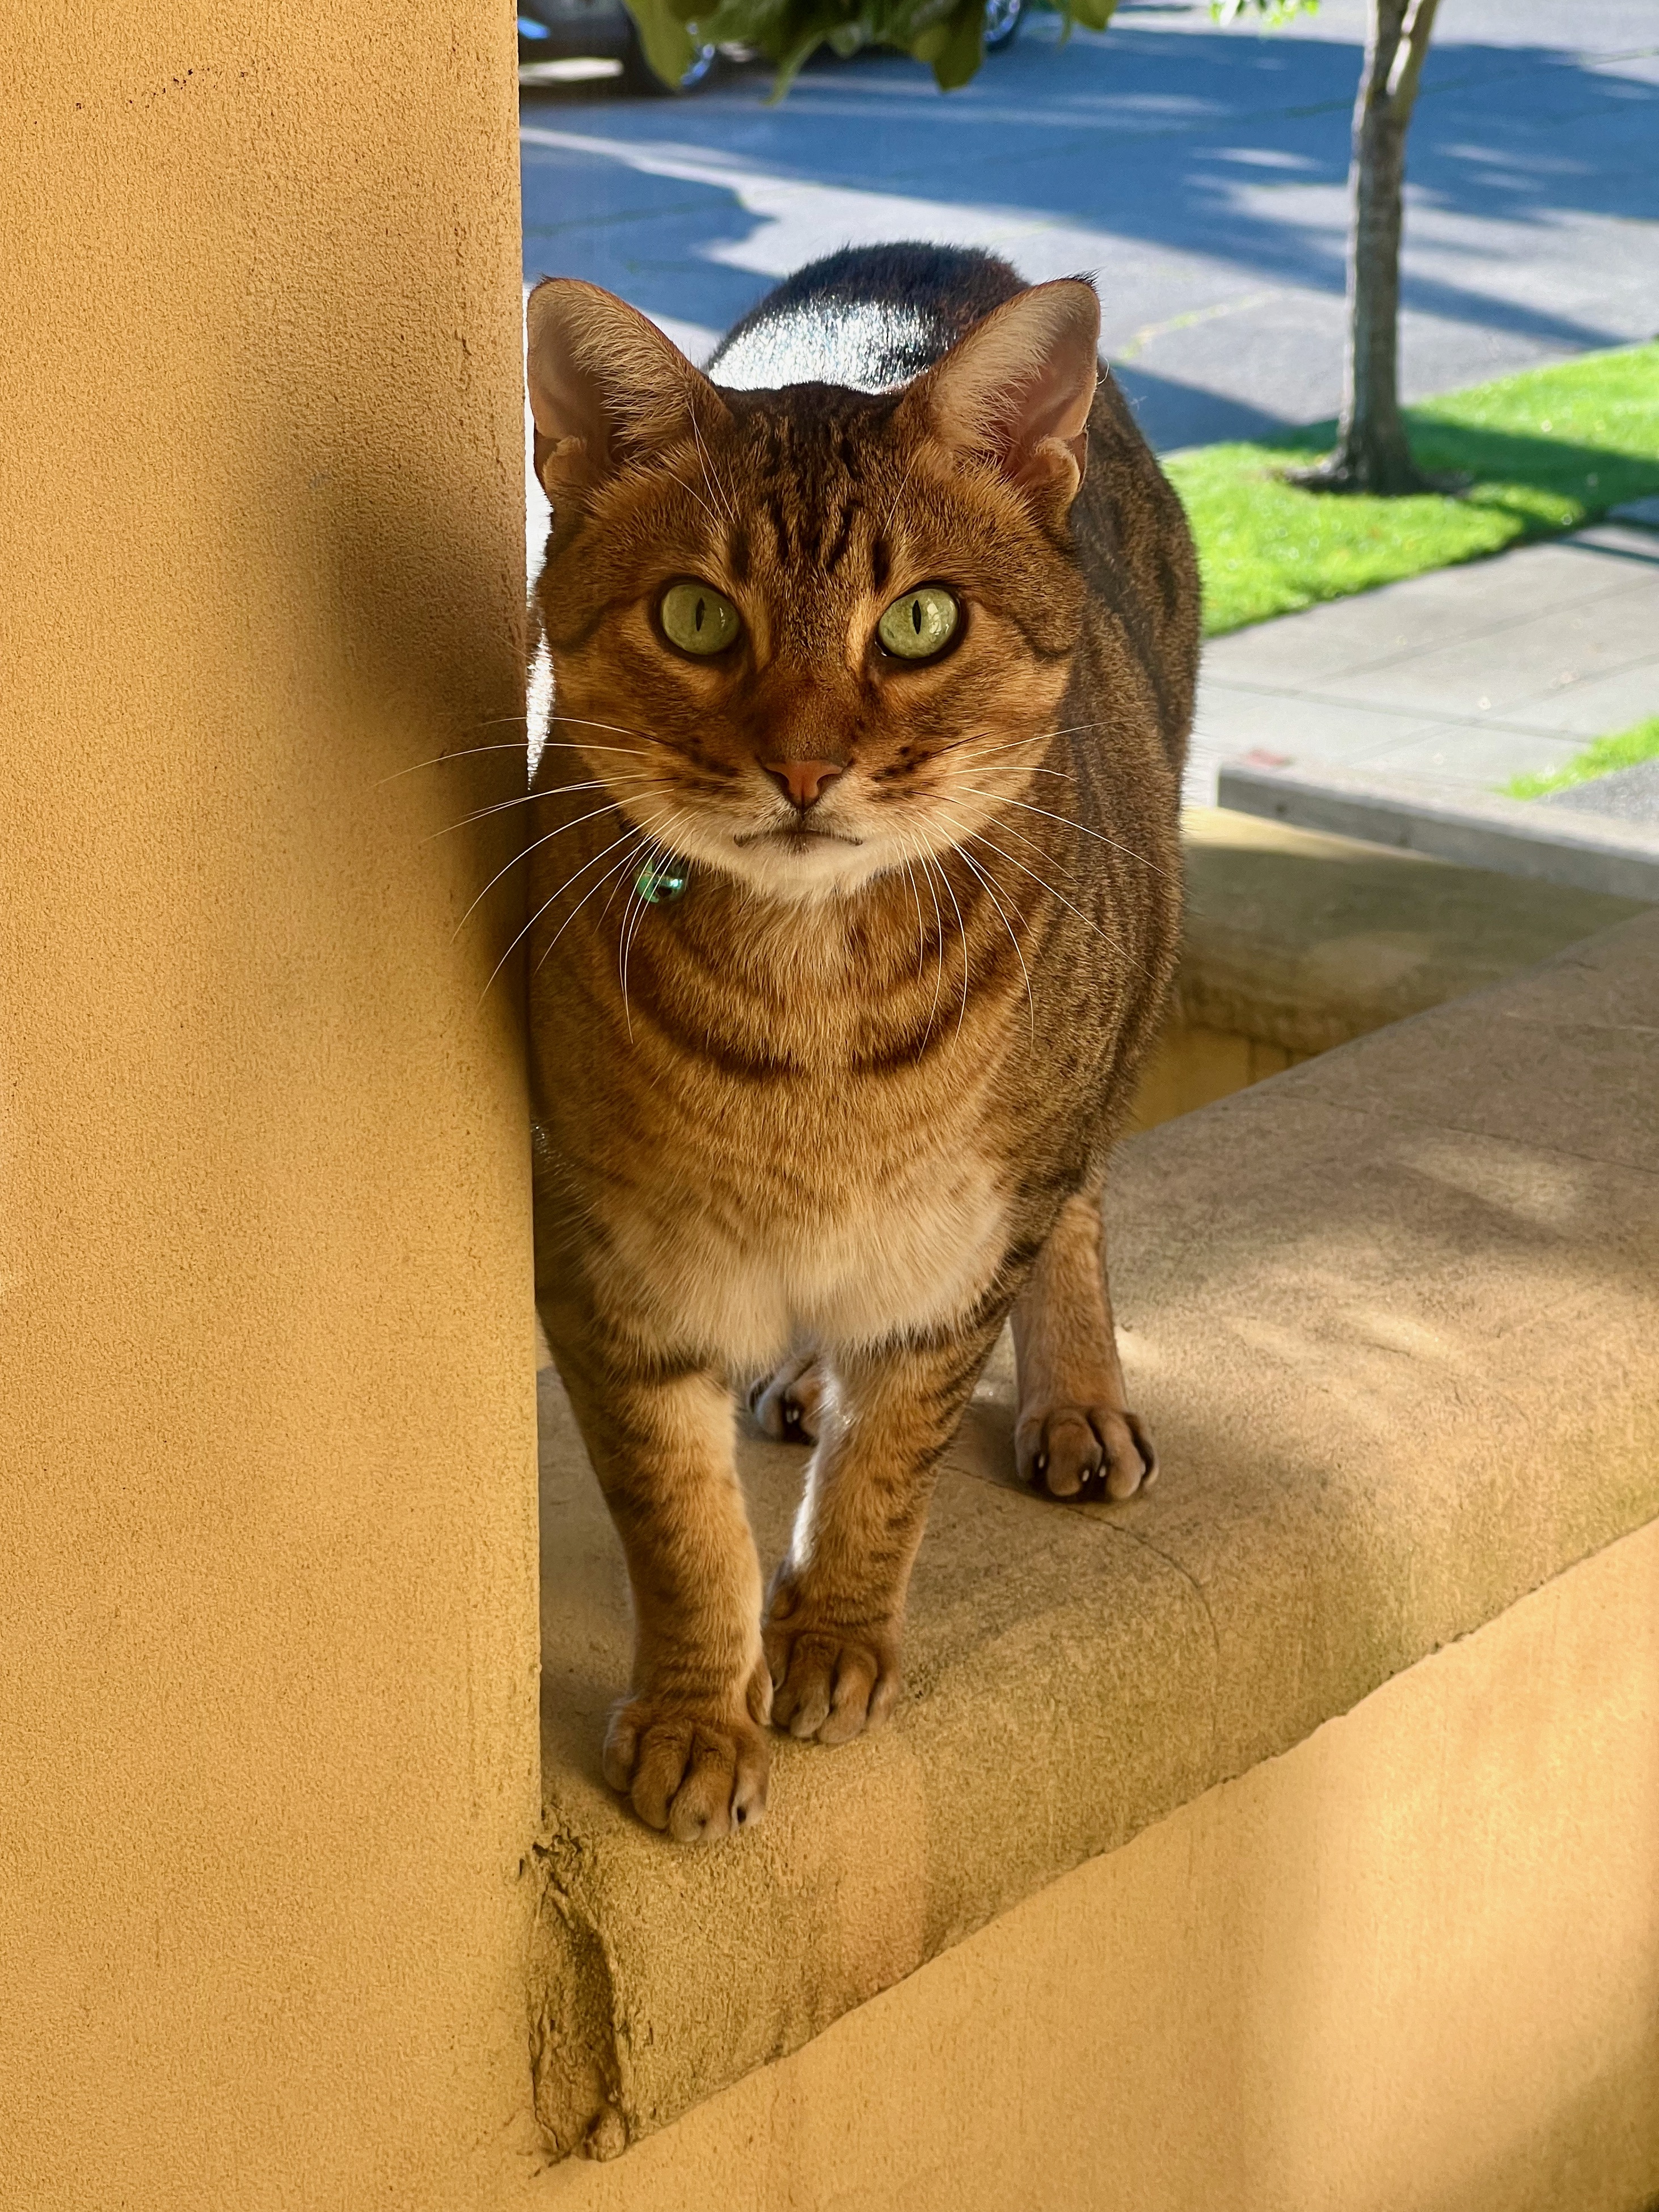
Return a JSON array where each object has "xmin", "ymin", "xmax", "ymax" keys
[
  {"xmin": 1070, "ymin": 349, "xmax": 1200, "ymax": 774},
  {"xmin": 708, "ymin": 243, "xmax": 1026, "ymax": 396}
]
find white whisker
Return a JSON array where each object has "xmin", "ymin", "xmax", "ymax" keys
[
  {"xmin": 533, "ymin": 836, "xmax": 659, "ymax": 985},
  {"xmin": 538, "ymin": 739, "xmax": 655, "ymax": 758},
  {"xmin": 956, "ymin": 788, "xmax": 1176, "ymax": 884},
  {"xmin": 378, "ymin": 740, "xmax": 532, "ymax": 786},
  {"xmin": 451, "ymin": 795, "xmax": 650, "ymax": 938},
  {"xmin": 528, "ymin": 818, "xmax": 676, "ymax": 985},
  {"xmin": 929, "ymin": 850, "xmax": 972, "ymax": 1042},
  {"xmin": 483, "ymin": 814, "xmax": 662, "ymax": 1002},
  {"xmin": 687, "ymin": 407, "xmax": 737, "ymax": 528},
  {"xmin": 882, "ymin": 446, "xmax": 923, "ymax": 538},
  {"xmin": 547, "ymin": 712, "xmax": 665, "ymax": 748},
  {"xmin": 666, "ymin": 474, "xmax": 725, "ymax": 535},
  {"xmin": 937, "ymin": 730, "xmax": 1047, "ymax": 759},
  {"xmin": 618, "ymin": 808, "xmax": 693, "ymax": 1042},
  {"xmin": 1029, "ymin": 717, "xmax": 1123, "ymax": 745},
  {"xmin": 931, "ymin": 730, "xmax": 1076, "ymax": 782},
  {"xmin": 950, "ymin": 763, "xmax": 1077, "ymax": 782},
  {"xmin": 597, "ymin": 828, "xmax": 649, "ymax": 931},
  {"xmin": 926, "ymin": 795, "xmax": 1142, "ymax": 972},
  {"xmin": 909, "ymin": 840, "xmax": 948, "ymax": 1053},
  {"xmin": 895, "ymin": 838, "xmax": 928, "ymax": 984},
  {"xmin": 955, "ymin": 843, "xmax": 1035, "ymax": 1046},
  {"xmin": 613, "ymin": 852, "xmax": 657, "ymax": 1044},
  {"xmin": 923, "ymin": 794, "xmax": 1082, "ymax": 885},
  {"xmin": 430, "ymin": 772, "xmax": 658, "ymax": 839},
  {"xmin": 969, "ymin": 828, "xmax": 1145, "ymax": 975}
]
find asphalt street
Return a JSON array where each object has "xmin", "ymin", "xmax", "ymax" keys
[{"xmin": 520, "ymin": 0, "xmax": 1659, "ymax": 457}]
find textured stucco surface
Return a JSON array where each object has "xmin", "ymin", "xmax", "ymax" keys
[
  {"xmin": 531, "ymin": 1514, "xmax": 1659, "ymax": 2212},
  {"xmin": 0, "ymin": 11, "xmax": 541, "ymax": 2207},
  {"xmin": 1176, "ymin": 808, "xmax": 1650, "ymax": 1056},
  {"xmin": 531, "ymin": 910, "xmax": 1659, "ymax": 2158}
]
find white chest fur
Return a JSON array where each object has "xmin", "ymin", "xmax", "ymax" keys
[{"xmin": 599, "ymin": 1133, "xmax": 1008, "ymax": 1371}]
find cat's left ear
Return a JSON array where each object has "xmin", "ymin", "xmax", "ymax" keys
[
  {"xmin": 526, "ymin": 277, "xmax": 728, "ymax": 503},
  {"xmin": 907, "ymin": 278, "xmax": 1100, "ymax": 515}
]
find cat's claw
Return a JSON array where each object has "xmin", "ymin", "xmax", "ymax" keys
[
  {"xmin": 602, "ymin": 1694, "xmax": 771, "ymax": 1842},
  {"xmin": 1018, "ymin": 1404, "xmax": 1156, "ymax": 1502}
]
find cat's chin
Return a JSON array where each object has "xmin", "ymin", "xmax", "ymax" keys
[{"xmin": 699, "ymin": 829, "xmax": 904, "ymax": 909}]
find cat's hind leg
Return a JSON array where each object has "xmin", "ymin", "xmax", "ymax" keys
[
  {"xmin": 748, "ymin": 1348, "xmax": 828, "ymax": 1443},
  {"xmin": 1012, "ymin": 1189, "xmax": 1156, "ymax": 1502},
  {"xmin": 764, "ymin": 1316, "xmax": 999, "ymax": 1744}
]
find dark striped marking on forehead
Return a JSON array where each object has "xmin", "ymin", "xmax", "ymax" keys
[{"xmin": 716, "ymin": 390, "xmax": 901, "ymax": 585}]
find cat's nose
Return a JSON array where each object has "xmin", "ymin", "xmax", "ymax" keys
[{"xmin": 763, "ymin": 759, "xmax": 844, "ymax": 810}]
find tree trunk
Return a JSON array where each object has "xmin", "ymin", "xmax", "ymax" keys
[{"xmin": 1294, "ymin": 0, "xmax": 1441, "ymax": 495}]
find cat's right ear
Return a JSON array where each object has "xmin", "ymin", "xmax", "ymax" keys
[
  {"xmin": 905, "ymin": 277, "xmax": 1100, "ymax": 518},
  {"xmin": 526, "ymin": 278, "xmax": 728, "ymax": 502}
]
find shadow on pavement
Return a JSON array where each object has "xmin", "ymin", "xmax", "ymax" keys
[{"xmin": 521, "ymin": 23, "xmax": 1659, "ymax": 365}]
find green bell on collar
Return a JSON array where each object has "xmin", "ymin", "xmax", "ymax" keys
[{"xmin": 635, "ymin": 856, "xmax": 689, "ymax": 905}]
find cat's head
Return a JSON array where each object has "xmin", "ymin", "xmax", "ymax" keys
[{"xmin": 527, "ymin": 274, "xmax": 1099, "ymax": 905}]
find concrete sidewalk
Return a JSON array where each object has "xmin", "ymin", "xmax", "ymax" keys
[{"xmin": 1187, "ymin": 514, "xmax": 1659, "ymax": 811}]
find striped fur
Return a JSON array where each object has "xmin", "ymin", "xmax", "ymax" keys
[{"xmin": 526, "ymin": 247, "xmax": 1198, "ymax": 1840}]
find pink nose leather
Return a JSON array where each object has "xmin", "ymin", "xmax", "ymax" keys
[{"xmin": 764, "ymin": 759, "xmax": 844, "ymax": 809}]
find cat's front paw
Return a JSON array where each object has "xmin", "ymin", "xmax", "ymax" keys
[
  {"xmin": 1016, "ymin": 1402, "xmax": 1157, "ymax": 1501},
  {"xmin": 763, "ymin": 1580, "xmax": 901, "ymax": 1745},
  {"xmin": 602, "ymin": 1684, "xmax": 771, "ymax": 1842}
]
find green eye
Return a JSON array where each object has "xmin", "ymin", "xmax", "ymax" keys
[
  {"xmin": 878, "ymin": 586, "xmax": 960, "ymax": 661},
  {"xmin": 660, "ymin": 580, "xmax": 741, "ymax": 656}
]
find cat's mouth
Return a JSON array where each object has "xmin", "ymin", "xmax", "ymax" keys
[{"xmin": 733, "ymin": 825, "xmax": 864, "ymax": 850}]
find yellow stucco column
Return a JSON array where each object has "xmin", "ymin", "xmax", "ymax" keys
[{"xmin": 1, "ymin": 11, "xmax": 540, "ymax": 2206}]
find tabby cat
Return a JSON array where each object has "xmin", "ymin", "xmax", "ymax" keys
[{"xmin": 525, "ymin": 245, "xmax": 1198, "ymax": 1843}]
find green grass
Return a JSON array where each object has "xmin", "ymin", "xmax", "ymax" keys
[
  {"xmin": 1505, "ymin": 715, "xmax": 1659, "ymax": 800},
  {"xmin": 1164, "ymin": 341, "xmax": 1659, "ymax": 638}
]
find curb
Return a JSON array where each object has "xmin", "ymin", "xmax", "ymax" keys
[{"xmin": 1216, "ymin": 759, "xmax": 1659, "ymax": 903}]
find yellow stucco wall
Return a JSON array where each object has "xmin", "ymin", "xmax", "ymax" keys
[
  {"xmin": 0, "ymin": 11, "xmax": 541, "ymax": 2206},
  {"xmin": 530, "ymin": 1516, "xmax": 1659, "ymax": 2212}
]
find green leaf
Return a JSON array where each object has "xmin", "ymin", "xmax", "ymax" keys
[
  {"xmin": 1210, "ymin": 0, "xmax": 1318, "ymax": 22},
  {"xmin": 623, "ymin": 0, "xmax": 701, "ymax": 81},
  {"xmin": 638, "ymin": 0, "xmax": 1132, "ymax": 94},
  {"xmin": 929, "ymin": 0, "xmax": 986, "ymax": 88}
]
